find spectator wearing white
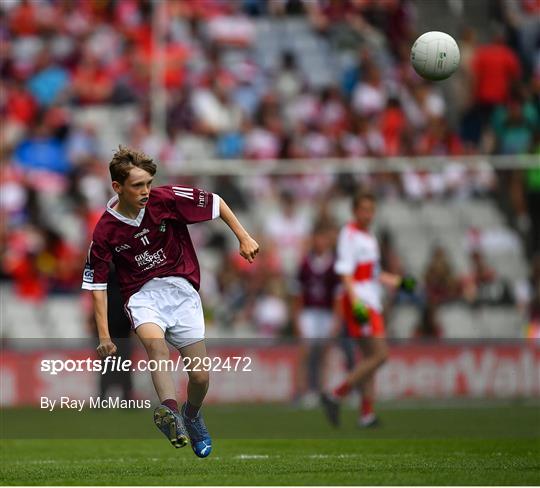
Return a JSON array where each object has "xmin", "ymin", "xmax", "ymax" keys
[
  {"xmin": 206, "ymin": 7, "xmax": 256, "ymax": 48},
  {"xmin": 400, "ymin": 82, "xmax": 446, "ymax": 131},
  {"xmin": 274, "ymin": 51, "xmax": 304, "ymax": 104},
  {"xmin": 244, "ymin": 115, "xmax": 282, "ymax": 160},
  {"xmin": 285, "ymin": 86, "xmax": 320, "ymax": 128},
  {"xmin": 192, "ymin": 80, "xmax": 242, "ymax": 135},
  {"xmin": 340, "ymin": 116, "xmax": 385, "ymax": 157},
  {"xmin": 264, "ymin": 191, "xmax": 311, "ymax": 275},
  {"xmin": 352, "ymin": 63, "xmax": 388, "ymax": 117},
  {"xmin": 252, "ymin": 279, "xmax": 289, "ymax": 338}
]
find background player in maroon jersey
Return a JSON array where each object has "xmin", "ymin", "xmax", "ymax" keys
[
  {"xmin": 82, "ymin": 146, "xmax": 259, "ymax": 457},
  {"xmin": 292, "ymin": 221, "xmax": 340, "ymax": 407}
]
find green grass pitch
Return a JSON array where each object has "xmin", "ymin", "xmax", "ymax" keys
[{"xmin": 1, "ymin": 402, "xmax": 539, "ymax": 485}]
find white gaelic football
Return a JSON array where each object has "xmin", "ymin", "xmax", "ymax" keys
[{"xmin": 410, "ymin": 31, "xmax": 460, "ymax": 81}]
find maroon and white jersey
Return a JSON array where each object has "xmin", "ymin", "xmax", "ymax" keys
[
  {"xmin": 81, "ymin": 185, "xmax": 220, "ymax": 303},
  {"xmin": 297, "ymin": 251, "xmax": 339, "ymax": 309}
]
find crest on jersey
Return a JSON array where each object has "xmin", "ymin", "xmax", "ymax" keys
[
  {"xmin": 159, "ymin": 220, "xmax": 167, "ymax": 232},
  {"xmin": 83, "ymin": 265, "xmax": 94, "ymax": 283}
]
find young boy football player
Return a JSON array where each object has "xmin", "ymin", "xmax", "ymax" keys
[
  {"xmin": 321, "ymin": 190, "xmax": 415, "ymax": 427},
  {"xmin": 82, "ymin": 146, "xmax": 259, "ymax": 457},
  {"xmin": 292, "ymin": 221, "xmax": 340, "ymax": 406}
]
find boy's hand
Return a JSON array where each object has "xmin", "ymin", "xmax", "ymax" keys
[
  {"xmin": 239, "ymin": 236, "xmax": 260, "ymax": 263},
  {"xmin": 399, "ymin": 275, "xmax": 417, "ymax": 293},
  {"xmin": 97, "ymin": 339, "xmax": 117, "ymax": 358},
  {"xmin": 352, "ymin": 301, "xmax": 370, "ymax": 324}
]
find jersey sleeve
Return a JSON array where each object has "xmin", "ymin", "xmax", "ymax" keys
[
  {"xmin": 330, "ymin": 259, "xmax": 341, "ymax": 295},
  {"xmin": 81, "ymin": 238, "xmax": 111, "ymax": 291},
  {"xmin": 164, "ymin": 186, "xmax": 220, "ymax": 224},
  {"xmin": 290, "ymin": 260, "xmax": 307, "ymax": 297},
  {"xmin": 334, "ymin": 227, "xmax": 356, "ymax": 276}
]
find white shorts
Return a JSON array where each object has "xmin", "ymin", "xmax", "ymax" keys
[
  {"xmin": 298, "ymin": 308, "xmax": 334, "ymax": 339},
  {"xmin": 125, "ymin": 276, "xmax": 205, "ymax": 349}
]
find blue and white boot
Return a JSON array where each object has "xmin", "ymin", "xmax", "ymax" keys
[{"xmin": 181, "ymin": 403, "xmax": 212, "ymax": 458}]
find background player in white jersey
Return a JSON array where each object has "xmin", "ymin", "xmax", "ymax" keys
[
  {"xmin": 321, "ymin": 190, "xmax": 415, "ymax": 427},
  {"xmin": 82, "ymin": 146, "xmax": 259, "ymax": 457}
]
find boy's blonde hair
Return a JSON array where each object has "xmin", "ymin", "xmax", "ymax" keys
[{"xmin": 109, "ymin": 145, "xmax": 157, "ymax": 184}]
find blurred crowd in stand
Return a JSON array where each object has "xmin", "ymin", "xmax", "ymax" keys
[{"xmin": 1, "ymin": 0, "xmax": 539, "ymax": 339}]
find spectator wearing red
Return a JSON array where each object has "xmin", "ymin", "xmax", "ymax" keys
[
  {"xmin": 3, "ymin": 227, "xmax": 48, "ymax": 302},
  {"xmin": 71, "ymin": 51, "xmax": 113, "ymax": 105},
  {"xmin": 8, "ymin": 0, "xmax": 40, "ymax": 36},
  {"xmin": 4, "ymin": 82, "xmax": 38, "ymax": 125},
  {"xmin": 417, "ymin": 117, "xmax": 464, "ymax": 156},
  {"xmin": 461, "ymin": 28, "xmax": 522, "ymax": 145},
  {"xmin": 380, "ymin": 98, "xmax": 407, "ymax": 156},
  {"xmin": 36, "ymin": 228, "xmax": 82, "ymax": 294},
  {"xmin": 471, "ymin": 29, "xmax": 522, "ymax": 107}
]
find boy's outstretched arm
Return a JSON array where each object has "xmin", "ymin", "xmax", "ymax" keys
[
  {"xmin": 379, "ymin": 271, "xmax": 416, "ymax": 293},
  {"xmin": 219, "ymin": 198, "xmax": 259, "ymax": 263},
  {"xmin": 92, "ymin": 289, "xmax": 117, "ymax": 358}
]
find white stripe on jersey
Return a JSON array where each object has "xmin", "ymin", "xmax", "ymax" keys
[
  {"xmin": 81, "ymin": 282, "xmax": 107, "ymax": 291},
  {"xmin": 87, "ymin": 241, "xmax": 93, "ymax": 262},
  {"xmin": 173, "ymin": 192, "xmax": 194, "ymax": 200},
  {"xmin": 172, "ymin": 187, "xmax": 194, "ymax": 200},
  {"xmin": 172, "ymin": 187, "xmax": 193, "ymax": 194}
]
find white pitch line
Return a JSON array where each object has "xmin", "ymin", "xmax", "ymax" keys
[
  {"xmin": 235, "ymin": 454, "xmax": 271, "ymax": 460},
  {"xmin": 12, "ymin": 460, "xmax": 59, "ymax": 465},
  {"xmin": 10, "ymin": 458, "xmax": 130, "ymax": 465},
  {"xmin": 307, "ymin": 454, "xmax": 361, "ymax": 459}
]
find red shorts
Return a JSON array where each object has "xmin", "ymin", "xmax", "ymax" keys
[{"xmin": 342, "ymin": 295, "xmax": 385, "ymax": 338}]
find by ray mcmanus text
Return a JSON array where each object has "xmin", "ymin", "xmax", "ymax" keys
[{"xmin": 41, "ymin": 396, "xmax": 152, "ymax": 411}]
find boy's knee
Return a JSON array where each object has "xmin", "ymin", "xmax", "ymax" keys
[
  {"xmin": 378, "ymin": 350, "xmax": 389, "ymax": 365},
  {"xmin": 189, "ymin": 370, "xmax": 209, "ymax": 386},
  {"xmin": 145, "ymin": 340, "xmax": 169, "ymax": 360},
  {"xmin": 376, "ymin": 344, "xmax": 389, "ymax": 365},
  {"xmin": 367, "ymin": 340, "xmax": 388, "ymax": 367}
]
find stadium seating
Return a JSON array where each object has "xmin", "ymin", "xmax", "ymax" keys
[
  {"xmin": 388, "ymin": 304, "xmax": 421, "ymax": 339},
  {"xmin": 1, "ymin": 0, "xmax": 535, "ymax": 342},
  {"xmin": 378, "ymin": 198, "xmax": 527, "ymax": 338},
  {"xmin": 1, "ymin": 284, "xmax": 88, "ymax": 339}
]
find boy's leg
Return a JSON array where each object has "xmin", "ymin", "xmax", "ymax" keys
[
  {"xmin": 334, "ymin": 337, "xmax": 388, "ymax": 397},
  {"xmin": 136, "ymin": 322, "xmax": 188, "ymax": 448},
  {"xmin": 357, "ymin": 339, "xmax": 379, "ymax": 426},
  {"xmin": 179, "ymin": 340, "xmax": 210, "ymax": 411},
  {"xmin": 321, "ymin": 337, "xmax": 387, "ymax": 427},
  {"xmin": 295, "ymin": 342, "xmax": 310, "ymax": 401},
  {"xmin": 358, "ymin": 375, "xmax": 378, "ymax": 426},
  {"xmin": 178, "ymin": 340, "xmax": 212, "ymax": 458},
  {"xmin": 332, "ymin": 309, "xmax": 388, "ymax": 399},
  {"xmin": 136, "ymin": 323, "xmax": 177, "ymax": 402},
  {"xmin": 307, "ymin": 341, "xmax": 323, "ymax": 392}
]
